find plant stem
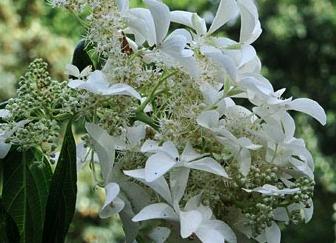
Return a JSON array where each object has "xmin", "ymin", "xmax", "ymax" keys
[
  {"xmin": 133, "ymin": 110, "xmax": 159, "ymax": 131},
  {"xmin": 137, "ymin": 70, "xmax": 177, "ymax": 112}
]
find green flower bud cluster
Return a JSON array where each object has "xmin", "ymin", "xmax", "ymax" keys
[
  {"xmin": 95, "ymin": 96, "xmax": 138, "ymax": 135},
  {"xmin": 243, "ymin": 200, "xmax": 275, "ymax": 236},
  {"xmin": 289, "ymin": 177, "xmax": 315, "ymax": 206},
  {"xmin": 3, "ymin": 59, "xmax": 85, "ymax": 154},
  {"xmin": 289, "ymin": 209, "xmax": 304, "ymax": 225},
  {"xmin": 247, "ymin": 165, "xmax": 280, "ymax": 187},
  {"xmin": 7, "ymin": 118, "xmax": 60, "ymax": 154},
  {"xmin": 185, "ymin": 155, "xmax": 315, "ymax": 237}
]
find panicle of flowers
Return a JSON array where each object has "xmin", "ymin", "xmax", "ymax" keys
[
  {"xmin": 1, "ymin": 0, "xmax": 327, "ymax": 242},
  {"xmin": 0, "ymin": 59, "xmax": 84, "ymax": 155}
]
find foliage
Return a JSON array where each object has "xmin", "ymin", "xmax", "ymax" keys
[
  {"xmin": 42, "ymin": 121, "xmax": 77, "ymax": 243},
  {"xmin": 1, "ymin": 149, "xmax": 52, "ymax": 243}
]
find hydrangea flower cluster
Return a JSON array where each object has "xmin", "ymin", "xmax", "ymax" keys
[{"xmin": 1, "ymin": 0, "xmax": 326, "ymax": 242}]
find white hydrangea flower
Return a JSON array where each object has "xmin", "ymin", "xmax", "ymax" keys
[
  {"xmin": 68, "ymin": 70, "xmax": 141, "ymax": 99},
  {"xmin": 124, "ymin": 0, "xmax": 198, "ymax": 76},
  {"xmin": 26, "ymin": 0, "xmax": 327, "ymax": 242},
  {"xmin": 197, "ymin": 108, "xmax": 261, "ymax": 175},
  {"xmin": 99, "ymin": 183, "xmax": 125, "ymax": 218},
  {"xmin": 130, "ymin": 166, "xmax": 236, "ymax": 243},
  {"xmin": 65, "ymin": 64, "xmax": 92, "ymax": 79},
  {"xmin": 243, "ymin": 184, "xmax": 300, "ymax": 196},
  {"xmin": 85, "ymin": 123, "xmax": 117, "ymax": 184},
  {"xmin": 170, "ymin": 0, "xmax": 240, "ymax": 37},
  {"xmin": 125, "ymin": 140, "xmax": 228, "ymax": 182}
]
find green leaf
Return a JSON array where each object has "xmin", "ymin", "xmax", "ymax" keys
[
  {"xmin": 42, "ymin": 121, "xmax": 77, "ymax": 243},
  {"xmin": 1, "ymin": 149, "xmax": 52, "ymax": 243},
  {"xmin": 71, "ymin": 39, "xmax": 95, "ymax": 73},
  {"xmin": 0, "ymin": 199, "xmax": 20, "ymax": 243}
]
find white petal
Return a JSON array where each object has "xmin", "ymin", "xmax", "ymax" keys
[
  {"xmin": 68, "ymin": 79, "xmax": 83, "ymax": 89},
  {"xmin": 100, "ymin": 197, "xmax": 125, "ymax": 218},
  {"xmin": 85, "ymin": 123, "xmax": 115, "ymax": 183},
  {"xmin": 117, "ymin": 0, "xmax": 129, "ymax": 13},
  {"xmin": 303, "ymin": 199, "xmax": 314, "ymax": 223},
  {"xmin": 239, "ymin": 45, "xmax": 257, "ymax": 68},
  {"xmin": 289, "ymin": 98, "xmax": 326, "ymax": 125},
  {"xmin": 243, "ymin": 184, "xmax": 300, "ymax": 196},
  {"xmin": 238, "ymin": 0, "xmax": 262, "ymax": 44},
  {"xmin": 176, "ymin": 56, "xmax": 200, "ymax": 78},
  {"xmin": 126, "ymin": 124, "xmax": 146, "ymax": 146},
  {"xmin": 273, "ymin": 207, "xmax": 289, "ymax": 223},
  {"xmin": 181, "ymin": 143, "xmax": 202, "ymax": 162},
  {"xmin": 195, "ymin": 226, "xmax": 225, "ymax": 243},
  {"xmin": 87, "ymin": 70, "xmax": 107, "ymax": 85},
  {"xmin": 192, "ymin": 13, "xmax": 207, "ymax": 35},
  {"xmin": 216, "ymin": 127, "xmax": 240, "ymax": 144},
  {"xmin": 132, "ymin": 203, "xmax": 178, "ymax": 221},
  {"xmin": 208, "ymin": 0, "xmax": 239, "ymax": 34},
  {"xmin": 124, "ymin": 26, "xmax": 147, "ymax": 46},
  {"xmin": 265, "ymin": 222, "xmax": 281, "ymax": 243},
  {"xmin": 80, "ymin": 65, "xmax": 93, "ymax": 77},
  {"xmin": 127, "ymin": 8, "xmax": 157, "ymax": 46},
  {"xmin": 240, "ymin": 54, "xmax": 262, "ymax": 74},
  {"xmin": 144, "ymin": 0, "xmax": 170, "ymax": 44},
  {"xmin": 186, "ymin": 157, "xmax": 229, "ymax": 178},
  {"xmin": 69, "ymin": 70, "xmax": 141, "ymax": 99},
  {"xmin": 161, "ymin": 34, "xmax": 189, "ymax": 58},
  {"xmin": 149, "ymin": 227, "xmax": 171, "ymax": 243},
  {"xmin": 237, "ymin": 137, "xmax": 262, "ymax": 150},
  {"xmin": 184, "ymin": 194, "xmax": 202, "ymax": 211},
  {"xmin": 65, "ymin": 64, "xmax": 80, "ymax": 77},
  {"xmin": 240, "ymin": 75, "xmax": 274, "ymax": 96},
  {"xmin": 210, "ymin": 220, "xmax": 237, "ymax": 243},
  {"xmin": 198, "ymin": 205, "xmax": 213, "ymax": 221},
  {"xmin": 281, "ymin": 112, "xmax": 296, "ymax": 139},
  {"xmin": 123, "ymin": 169, "xmax": 173, "ymax": 204},
  {"xmin": 262, "ymin": 120, "xmax": 285, "ymax": 143},
  {"xmin": 180, "ymin": 210, "xmax": 203, "ymax": 238},
  {"xmin": 0, "ymin": 143, "xmax": 11, "ymax": 159},
  {"xmin": 101, "ymin": 83, "xmax": 141, "ymax": 99},
  {"xmin": 200, "ymin": 220, "xmax": 237, "ymax": 243},
  {"xmin": 290, "ymin": 158, "xmax": 314, "ymax": 179},
  {"xmin": 170, "ymin": 11, "xmax": 193, "ymax": 28},
  {"xmin": 141, "ymin": 139, "xmax": 160, "ymax": 153},
  {"xmin": 99, "ymin": 183, "xmax": 124, "ymax": 218},
  {"xmin": 0, "ymin": 109, "xmax": 10, "ymax": 119},
  {"xmin": 169, "ymin": 28, "xmax": 193, "ymax": 43},
  {"xmin": 169, "ymin": 167, "xmax": 190, "ymax": 204},
  {"xmin": 76, "ymin": 142, "xmax": 88, "ymax": 170},
  {"xmin": 204, "ymin": 51, "xmax": 237, "ymax": 82},
  {"xmin": 237, "ymin": 148, "xmax": 251, "ymax": 176},
  {"xmin": 197, "ymin": 110, "xmax": 220, "ymax": 129},
  {"xmin": 199, "ymin": 83, "xmax": 221, "ymax": 105},
  {"xmin": 162, "ymin": 141, "xmax": 179, "ymax": 159},
  {"xmin": 126, "ymin": 36, "xmax": 139, "ymax": 51},
  {"xmin": 145, "ymin": 152, "xmax": 176, "ymax": 182}
]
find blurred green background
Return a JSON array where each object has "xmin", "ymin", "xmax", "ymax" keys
[{"xmin": 0, "ymin": 0, "xmax": 335, "ymax": 242}]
